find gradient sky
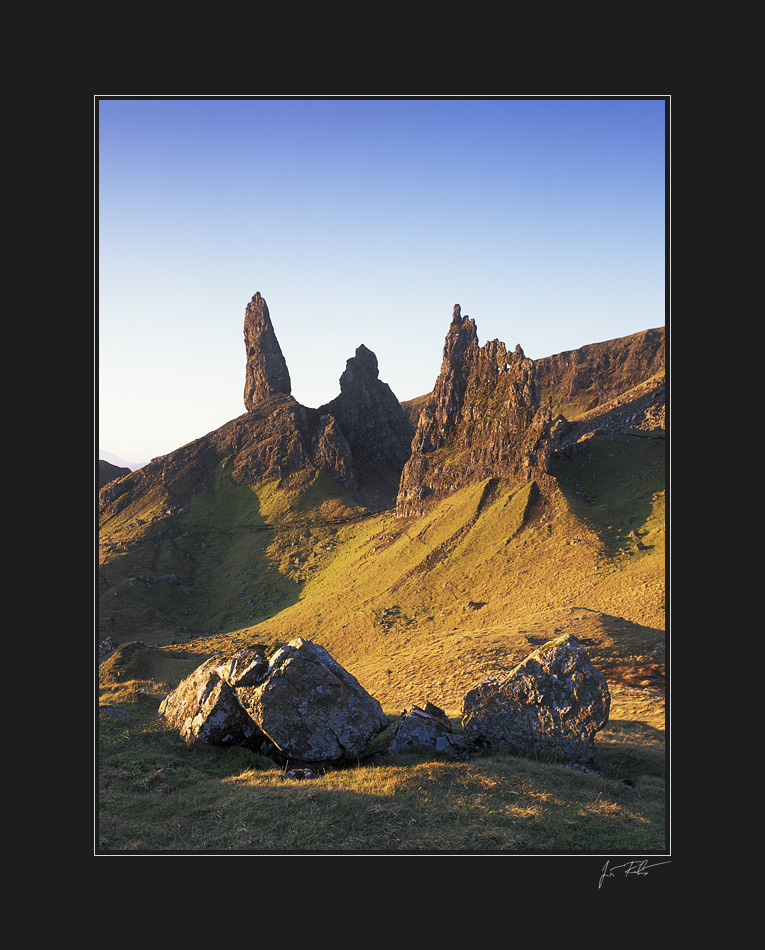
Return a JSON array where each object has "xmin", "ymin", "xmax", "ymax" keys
[{"xmin": 97, "ymin": 96, "xmax": 667, "ymax": 467}]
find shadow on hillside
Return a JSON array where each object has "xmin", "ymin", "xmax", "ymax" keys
[
  {"xmin": 548, "ymin": 431, "xmax": 664, "ymax": 559},
  {"xmin": 98, "ymin": 482, "xmax": 305, "ymax": 648},
  {"xmin": 597, "ymin": 720, "xmax": 666, "ymax": 778},
  {"xmin": 597, "ymin": 609, "xmax": 664, "ymax": 638},
  {"xmin": 217, "ymin": 752, "xmax": 666, "ymax": 853}
]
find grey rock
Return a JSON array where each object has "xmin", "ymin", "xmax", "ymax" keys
[
  {"xmin": 158, "ymin": 649, "xmax": 276, "ymax": 753},
  {"xmin": 237, "ymin": 639, "xmax": 388, "ymax": 763},
  {"xmin": 159, "ymin": 639, "xmax": 388, "ymax": 765},
  {"xmin": 461, "ymin": 634, "xmax": 610, "ymax": 764},
  {"xmin": 384, "ymin": 701, "xmax": 467, "ymax": 758}
]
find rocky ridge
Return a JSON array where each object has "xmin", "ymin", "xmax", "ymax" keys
[
  {"xmin": 395, "ymin": 304, "xmax": 554, "ymax": 518},
  {"xmin": 534, "ymin": 326, "xmax": 665, "ymax": 420}
]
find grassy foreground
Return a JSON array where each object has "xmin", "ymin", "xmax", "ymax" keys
[
  {"xmin": 98, "ymin": 676, "xmax": 664, "ymax": 854},
  {"xmin": 97, "ymin": 430, "xmax": 666, "ymax": 856}
]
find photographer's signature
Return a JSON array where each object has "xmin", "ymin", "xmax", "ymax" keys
[{"xmin": 599, "ymin": 859, "xmax": 670, "ymax": 888}]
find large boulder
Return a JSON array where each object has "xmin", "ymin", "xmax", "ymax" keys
[
  {"xmin": 159, "ymin": 639, "xmax": 389, "ymax": 764},
  {"xmin": 157, "ymin": 650, "xmax": 278, "ymax": 755},
  {"xmin": 236, "ymin": 638, "xmax": 389, "ymax": 763},
  {"xmin": 461, "ymin": 634, "xmax": 610, "ymax": 764}
]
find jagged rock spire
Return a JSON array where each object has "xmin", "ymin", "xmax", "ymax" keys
[
  {"xmin": 395, "ymin": 302, "xmax": 551, "ymax": 517},
  {"xmin": 243, "ymin": 292, "xmax": 291, "ymax": 410}
]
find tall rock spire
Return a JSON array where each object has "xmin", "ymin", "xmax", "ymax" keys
[{"xmin": 243, "ymin": 292, "xmax": 292, "ymax": 410}]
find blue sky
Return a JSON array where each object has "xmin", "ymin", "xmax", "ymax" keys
[{"xmin": 97, "ymin": 97, "xmax": 667, "ymax": 467}]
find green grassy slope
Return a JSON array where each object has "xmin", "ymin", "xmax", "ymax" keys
[{"xmin": 99, "ymin": 428, "xmax": 664, "ymax": 712}]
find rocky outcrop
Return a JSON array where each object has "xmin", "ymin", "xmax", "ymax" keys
[
  {"xmin": 395, "ymin": 304, "xmax": 553, "ymax": 517},
  {"xmin": 159, "ymin": 639, "xmax": 389, "ymax": 764},
  {"xmin": 396, "ymin": 324, "xmax": 666, "ymax": 483},
  {"xmin": 243, "ymin": 292, "xmax": 292, "ymax": 410},
  {"xmin": 461, "ymin": 634, "xmax": 610, "ymax": 764},
  {"xmin": 319, "ymin": 344, "xmax": 414, "ymax": 476},
  {"xmin": 99, "ymin": 293, "xmax": 416, "ymax": 520}
]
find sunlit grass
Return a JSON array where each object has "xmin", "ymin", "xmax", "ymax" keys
[
  {"xmin": 97, "ymin": 681, "xmax": 665, "ymax": 854},
  {"xmin": 98, "ymin": 432, "xmax": 665, "ymax": 854}
]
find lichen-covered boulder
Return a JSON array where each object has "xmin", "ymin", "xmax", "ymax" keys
[
  {"xmin": 159, "ymin": 639, "xmax": 388, "ymax": 765},
  {"xmin": 236, "ymin": 639, "xmax": 389, "ymax": 763},
  {"xmin": 158, "ymin": 649, "xmax": 277, "ymax": 754},
  {"xmin": 461, "ymin": 634, "xmax": 610, "ymax": 764}
]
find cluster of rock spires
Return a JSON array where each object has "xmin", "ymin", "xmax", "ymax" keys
[
  {"xmin": 99, "ymin": 290, "xmax": 664, "ymax": 524},
  {"xmin": 241, "ymin": 292, "xmax": 553, "ymax": 511},
  {"xmin": 99, "ymin": 291, "xmax": 417, "ymax": 518},
  {"xmin": 243, "ymin": 292, "xmax": 414, "ymax": 475},
  {"xmin": 159, "ymin": 633, "xmax": 610, "ymax": 766},
  {"xmin": 99, "ymin": 292, "xmax": 554, "ymax": 521}
]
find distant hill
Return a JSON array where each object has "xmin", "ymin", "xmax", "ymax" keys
[
  {"xmin": 99, "ymin": 451, "xmax": 145, "ymax": 472},
  {"xmin": 98, "ymin": 459, "xmax": 131, "ymax": 490}
]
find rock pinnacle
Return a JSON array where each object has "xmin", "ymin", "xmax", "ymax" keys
[{"xmin": 243, "ymin": 292, "xmax": 292, "ymax": 410}]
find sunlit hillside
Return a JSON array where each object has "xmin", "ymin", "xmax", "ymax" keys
[
  {"xmin": 97, "ymin": 320, "xmax": 666, "ymax": 854},
  {"xmin": 98, "ymin": 423, "xmax": 664, "ymax": 717}
]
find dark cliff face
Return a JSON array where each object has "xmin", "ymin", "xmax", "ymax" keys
[
  {"xmin": 395, "ymin": 305, "xmax": 553, "ymax": 518},
  {"xmin": 320, "ymin": 344, "xmax": 414, "ymax": 476}
]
